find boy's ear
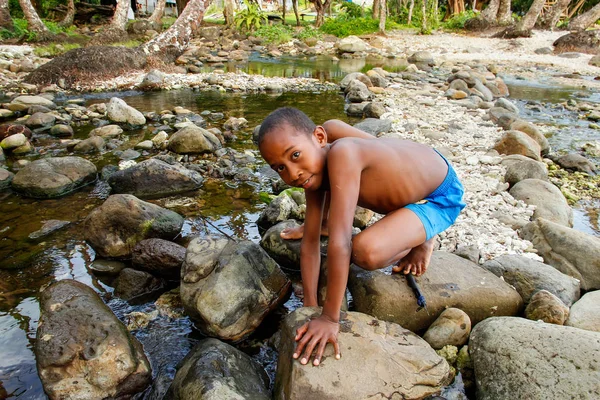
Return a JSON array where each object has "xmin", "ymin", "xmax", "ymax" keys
[{"xmin": 313, "ymin": 126, "xmax": 327, "ymax": 147}]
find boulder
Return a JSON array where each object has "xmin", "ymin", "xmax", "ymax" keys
[
  {"xmin": 0, "ymin": 168, "xmax": 14, "ymax": 190},
  {"xmin": 274, "ymin": 308, "xmax": 453, "ymax": 400},
  {"xmin": 566, "ymin": 290, "xmax": 600, "ymax": 332},
  {"xmin": 469, "ymin": 317, "xmax": 600, "ymax": 399},
  {"xmin": 108, "ymin": 158, "xmax": 204, "ymax": 198},
  {"xmin": 35, "ymin": 280, "xmax": 151, "ymax": 399},
  {"xmin": 482, "ymin": 254, "xmax": 580, "ymax": 306},
  {"xmin": 132, "ymin": 238, "xmax": 186, "ymax": 280},
  {"xmin": 520, "ymin": 218, "xmax": 600, "ymax": 291},
  {"xmin": 84, "ymin": 194, "xmax": 184, "ymax": 259},
  {"xmin": 509, "ymin": 179, "xmax": 572, "ymax": 227},
  {"xmin": 107, "ymin": 97, "xmax": 146, "ymax": 126},
  {"xmin": 167, "ymin": 125, "xmax": 222, "ymax": 154},
  {"xmin": 337, "ymin": 36, "xmax": 367, "ymax": 53},
  {"xmin": 348, "ymin": 252, "xmax": 523, "ymax": 332},
  {"xmin": 553, "ymin": 153, "xmax": 596, "ymax": 175},
  {"xmin": 488, "ymin": 107, "xmax": 518, "ymax": 129},
  {"xmin": 180, "ymin": 236, "xmax": 290, "ymax": 341},
  {"xmin": 422, "ymin": 307, "xmax": 471, "ymax": 349},
  {"xmin": 501, "ymin": 154, "xmax": 548, "ymax": 186},
  {"xmin": 339, "ymin": 72, "xmax": 371, "ymax": 90},
  {"xmin": 223, "ymin": 116, "xmax": 248, "ymax": 132},
  {"xmin": 553, "ymin": 30, "xmax": 600, "ymax": 55},
  {"xmin": 524, "ymin": 289, "xmax": 569, "ymax": 325},
  {"xmin": 0, "ymin": 132, "xmax": 27, "ymax": 150},
  {"xmin": 345, "ymin": 79, "xmax": 371, "ymax": 103},
  {"xmin": 73, "ymin": 136, "xmax": 105, "ymax": 153},
  {"xmin": 24, "ymin": 112, "xmax": 55, "ymax": 129},
  {"xmin": 494, "ymin": 98, "xmax": 519, "ymax": 114},
  {"xmin": 494, "ymin": 130, "xmax": 541, "ymax": 161},
  {"xmin": 352, "ymin": 118, "xmax": 392, "ymax": 136},
  {"xmin": 12, "ymin": 156, "xmax": 97, "ymax": 198},
  {"xmin": 49, "ymin": 124, "xmax": 73, "ymax": 137},
  {"xmin": 113, "ymin": 268, "xmax": 164, "ymax": 302},
  {"xmin": 8, "ymin": 95, "xmax": 56, "ymax": 112},
  {"xmin": 138, "ymin": 69, "xmax": 165, "ymax": 91},
  {"xmin": 509, "ymin": 119, "xmax": 550, "ymax": 155},
  {"xmin": 89, "ymin": 124, "xmax": 123, "ymax": 138},
  {"xmin": 29, "ymin": 220, "xmax": 70, "ymax": 240},
  {"xmin": 166, "ymin": 338, "xmax": 270, "ymax": 400},
  {"xmin": 256, "ymin": 191, "xmax": 305, "ymax": 230},
  {"xmin": 363, "ymin": 102, "xmax": 386, "ymax": 118}
]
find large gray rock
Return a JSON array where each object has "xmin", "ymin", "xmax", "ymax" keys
[
  {"xmin": 348, "ymin": 251, "xmax": 523, "ymax": 332},
  {"xmin": 482, "ymin": 254, "xmax": 580, "ymax": 306},
  {"xmin": 25, "ymin": 112, "xmax": 56, "ymax": 129},
  {"xmin": 345, "ymin": 79, "xmax": 371, "ymax": 103},
  {"xmin": 108, "ymin": 158, "xmax": 204, "ymax": 198},
  {"xmin": 84, "ymin": 194, "xmax": 184, "ymax": 259},
  {"xmin": 180, "ymin": 236, "xmax": 290, "ymax": 341},
  {"xmin": 494, "ymin": 130, "xmax": 542, "ymax": 161},
  {"xmin": 566, "ymin": 290, "xmax": 600, "ymax": 332},
  {"xmin": 274, "ymin": 308, "xmax": 452, "ymax": 400},
  {"xmin": 89, "ymin": 124, "xmax": 123, "ymax": 138},
  {"xmin": 256, "ymin": 191, "xmax": 305, "ymax": 230},
  {"xmin": 167, "ymin": 125, "xmax": 222, "ymax": 154},
  {"xmin": 502, "ymin": 154, "xmax": 548, "ymax": 186},
  {"xmin": 132, "ymin": 238, "xmax": 186, "ymax": 280},
  {"xmin": 337, "ymin": 35, "xmax": 367, "ymax": 53},
  {"xmin": 353, "ymin": 118, "xmax": 392, "ymax": 136},
  {"xmin": 12, "ymin": 156, "xmax": 97, "ymax": 198},
  {"xmin": 520, "ymin": 218, "xmax": 600, "ymax": 291},
  {"xmin": 470, "ymin": 317, "xmax": 600, "ymax": 400},
  {"xmin": 8, "ymin": 95, "xmax": 56, "ymax": 111},
  {"xmin": 509, "ymin": 178, "xmax": 573, "ymax": 227},
  {"xmin": 166, "ymin": 338, "xmax": 270, "ymax": 400},
  {"xmin": 554, "ymin": 153, "xmax": 596, "ymax": 175},
  {"xmin": 35, "ymin": 280, "xmax": 151, "ymax": 399},
  {"xmin": 422, "ymin": 307, "xmax": 471, "ymax": 349},
  {"xmin": 107, "ymin": 97, "xmax": 146, "ymax": 125}
]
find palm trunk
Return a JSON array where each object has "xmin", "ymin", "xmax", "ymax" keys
[
  {"xmin": 568, "ymin": 2, "xmax": 600, "ymax": 31},
  {"xmin": 18, "ymin": 0, "xmax": 50, "ymax": 37},
  {"xmin": 283, "ymin": 0, "xmax": 286, "ymax": 24},
  {"xmin": 59, "ymin": 0, "xmax": 75, "ymax": 27},
  {"xmin": 373, "ymin": 0, "xmax": 380, "ymax": 19},
  {"xmin": 539, "ymin": 0, "xmax": 571, "ymax": 29},
  {"xmin": 292, "ymin": 0, "xmax": 300, "ymax": 26},
  {"xmin": 421, "ymin": 0, "xmax": 427, "ymax": 31},
  {"xmin": 497, "ymin": 0, "xmax": 511, "ymax": 25},
  {"xmin": 149, "ymin": 0, "xmax": 167, "ymax": 24},
  {"xmin": 513, "ymin": 0, "xmax": 545, "ymax": 32},
  {"xmin": 111, "ymin": 0, "xmax": 130, "ymax": 30},
  {"xmin": 0, "ymin": 0, "xmax": 13, "ymax": 31},
  {"xmin": 408, "ymin": 0, "xmax": 415, "ymax": 24},
  {"xmin": 379, "ymin": 0, "xmax": 386, "ymax": 32},
  {"xmin": 480, "ymin": 0, "xmax": 499, "ymax": 24},
  {"xmin": 223, "ymin": 0, "xmax": 234, "ymax": 26},
  {"xmin": 141, "ymin": 0, "xmax": 211, "ymax": 55}
]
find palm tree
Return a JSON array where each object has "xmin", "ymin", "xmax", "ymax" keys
[
  {"xmin": 111, "ymin": 0, "xmax": 131, "ymax": 31},
  {"xmin": 539, "ymin": 0, "xmax": 571, "ymax": 30},
  {"xmin": 568, "ymin": 2, "xmax": 600, "ymax": 31},
  {"xmin": 18, "ymin": 0, "xmax": 51, "ymax": 39}
]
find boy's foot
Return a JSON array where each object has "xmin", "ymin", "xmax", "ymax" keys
[
  {"xmin": 392, "ymin": 238, "xmax": 435, "ymax": 276},
  {"xmin": 280, "ymin": 224, "xmax": 329, "ymax": 240}
]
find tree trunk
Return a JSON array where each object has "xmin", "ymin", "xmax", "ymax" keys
[
  {"xmin": 176, "ymin": 0, "xmax": 189, "ymax": 14},
  {"xmin": 373, "ymin": 0, "xmax": 380, "ymax": 19},
  {"xmin": 497, "ymin": 0, "xmax": 511, "ymax": 25},
  {"xmin": 111, "ymin": 0, "xmax": 130, "ymax": 30},
  {"xmin": 59, "ymin": 0, "xmax": 75, "ymax": 27},
  {"xmin": 568, "ymin": 2, "xmax": 600, "ymax": 31},
  {"xmin": 223, "ymin": 0, "xmax": 234, "ymax": 26},
  {"xmin": 283, "ymin": 0, "xmax": 286, "ymax": 24},
  {"xmin": 0, "ymin": 0, "xmax": 14, "ymax": 31},
  {"xmin": 18, "ymin": 0, "xmax": 50, "ymax": 37},
  {"xmin": 421, "ymin": 0, "xmax": 427, "ymax": 31},
  {"xmin": 141, "ymin": 0, "xmax": 211, "ymax": 55},
  {"xmin": 293, "ymin": 0, "xmax": 300, "ymax": 26},
  {"xmin": 379, "ymin": 0, "xmax": 386, "ymax": 32},
  {"xmin": 149, "ymin": 0, "xmax": 167, "ymax": 24},
  {"xmin": 313, "ymin": 0, "xmax": 330, "ymax": 27},
  {"xmin": 514, "ymin": 0, "xmax": 545, "ymax": 32},
  {"xmin": 480, "ymin": 0, "xmax": 499, "ymax": 24},
  {"xmin": 408, "ymin": 0, "xmax": 415, "ymax": 24},
  {"xmin": 539, "ymin": 0, "xmax": 570, "ymax": 29}
]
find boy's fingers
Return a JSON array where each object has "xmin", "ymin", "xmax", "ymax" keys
[
  {"xmin": 295, "ymin": 323, "xmax": 309, "ymax": 341},
  {"xmin": 333, "ymin": 339, "xmax": 341, "ymax": 359},
  {"xmin": 301, "ymin": 337, "xmax": 320, "ymax": 365},
  {"xmin": 313, "ymin": 340, "xmax": 328, "ymax": 366},
  {"xmin": 293, "ymin": 330, "xmax": 311, "ymax": 359}
]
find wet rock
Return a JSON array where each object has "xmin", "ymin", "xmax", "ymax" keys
[
  {"xmin": 166, "ymin": 338, "xmax": 270, "ymax": 400},
  {"xmin": 256, "ymin": 190, "xmax": 305, "ymax": 230},
  {"xmin": 135, "ymin": 140, "xmax": 153, "ymax": 150},
  {"xmin": 73, "ymin": 136, "xmax": 105, "ymax": 153},
  {"xmin": 352, "ymin": 118, "xmax": 392, "ymax": 136},
  {"xmin": 340, "ymin": 72, "xmax": 369, "ymax": 90},
  {"xmin": 0, "ymin": 132, "xmax": 27, "ymax": 150},
  {"xmin": 494, "ymin": 98, "xmax": 519, "ymax": 114},
  {"xmin": 470, "ymin": 317, "xmax": 600, "ymax": 400},
  {"xmin": 28, "ymin": 220, "xmax": 70, "ymax": 240},
  {"xmin": 509, "ymin": 179, "xmax": 572, "ymax": 227},
  {"xmin": 49, "ymin": 124, "xmax": 73, "ymax": 137},
  {"xmin": 108, "ymin": 158, "xmax": 204, "ymax": 198},
  {"xmin": 423, "ymin": 308, "xmax": 471, "ymax": 349},
  {"xmin": 223, "ymin": 116, "xmax": 248, "ymax": 131},
  {"xmin": 12, "ymin": 156, "xmax": 97, "ymax": 198},
  {"xmin": 167, "ymin": 125, "xmax": 222, "ymax": 154},
  {"xmin": 89, "ymin": 124, "xmax": 123, "ymax": 138},
  {"xmin": 346, "ymin": 79, "xmax": 371, "ymax": 103},
  {"xmin": 84, "ymin": 194, "xmax": 184, "ymax": 259},
  {"xmin": 348, "ymin": 252, "xmax": 523, "ymax": 332},
  {"xmin": 8, "ymin": 95, "xmax": 56, "ymax": 112},
  {"xmin": 488, "ymin": 107, "xmax": 518, "ymax": 129},
  {"xmin": 132, "ymin": 238, "xmax": 186, "ymax": 280},
  {"xmin": 25, "ymin": 112, "xmax": 56, "ymax": 129},
  {"xmin": 337, "ymin": 35, "xmax": 367, "ymax": 53},
  {"xmin": 494, "ymin": 130, "xmax": 542, "ymax": 161},
  {"xmin": 35, "ymin": 280, "xmax": 151, "ymax": 400},
  {"xmin": 114, "ymin": 268, "xmax": 164, "ymax": 302},
  {"xmin": 152, "ymin": 131, "xmax": 169, "ymax": 148},
  {"xmin": 520, "ymin": 218, "xmax": 600, "ymax": 291},
  {"xmin": 89, "ymin": 259, "xmax": 126, "ymax": 275},
  {"xmin": 566, "ymin": 290, "xmax": 600, "ymax": 332},
  {"xmin": 553, "ymin": 153, "xmax": 596, "ymax": 175},
  {"xmin": 180, "ymin": 236, "xmax": 290, "ymax": 341},
  {"xmin": 482, "ymin": 254, "xmax": 580, "ymax": 306},
  {"xmin": 107, "ymin": 97, "xmax": 146, "ymax": 126},
  {"xmin": 509, "ymin": 119, "xmax": 549, "ymax": 155},
  {"xmin": 12, "ymin": 140, "xmax": 33, "ymax": 155},
  {"xmin": 346, "ymin": 102, "xmax": 366, "ymax": 116},
  {"xmin": 274, "ymin": 308, "xmax": 452, "ymax": 400},
  {"xmin": 524, "ymin": 290, "xmax": 569, "ymax": 325},
  {"xmin": 0, "ymin": 168, "xmax": 14, "ymax": 190},
  {"xmin": 363, "ymin": 102, "xmax": 385, "ymax": 118},
  {"xmin": 138, "ymin": 69, "xmax": 165, "ymax": 91},
  {"xmin": 502, "ymin": 154, "xmax": 548, "ymax": 186}
]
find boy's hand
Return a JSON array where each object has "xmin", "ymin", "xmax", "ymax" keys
[{"xmin": 293, "ymin": 315, "xmax": 341, "ymax": 366}]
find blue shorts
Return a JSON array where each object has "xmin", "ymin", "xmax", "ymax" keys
[{"xmin": 405, "ymin": 151, "xmax": 465, "ymax": 241}]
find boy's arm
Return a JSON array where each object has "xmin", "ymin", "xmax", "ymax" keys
[
  {"xmin": 322, "ymin": 119, "xmax": 376, "ymax": 142},
  {"xmin": 294, "ymin": 143, "xmax": 361, "ymax": 366},
  {"xmin": 300, "ymin": 189, "xmax": 326, "ymax": 307}
]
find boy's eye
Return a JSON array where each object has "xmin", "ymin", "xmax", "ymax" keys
[
  {"xmin": 277, "ymin": 165, "xmax": 285, "ymax": 172},
  {"xmin": 292, "ymin": 151, "xmax": 300, "ymax": 159}
]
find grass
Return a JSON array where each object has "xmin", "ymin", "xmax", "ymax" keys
[
  {"xmin": 0, "ymin": 18, "xmax": 80, "ymax": 41},
  {"xmin": 34, "ymin": 43, "xmax": 81, "ymax": 57},
  {"xmin": 109, "ymin": 39, "xmax": 144, "ymax": 48}
]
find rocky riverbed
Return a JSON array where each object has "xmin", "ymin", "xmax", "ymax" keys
[{"xmin": 0, "ymin": 28, "xmax": 599, "ymax": 399}]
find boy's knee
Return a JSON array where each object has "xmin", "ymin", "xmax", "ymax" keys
[{"xmin": 351, "ymin": 236, "xmax": 381, "ymax": 271}]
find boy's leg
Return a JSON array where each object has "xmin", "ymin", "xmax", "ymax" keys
[{"xmin": 351, "ymin": 208, "xmax": 433, "ymax": 276}]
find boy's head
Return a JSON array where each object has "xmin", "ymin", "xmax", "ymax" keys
[{"xmin": 258, "ymin": 107, "xmax": 328, "ymax": 191}]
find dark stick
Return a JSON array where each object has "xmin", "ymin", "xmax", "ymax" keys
[{"xmin": 405, "ymin": 274, "xmax": 427, "ymax": 309}]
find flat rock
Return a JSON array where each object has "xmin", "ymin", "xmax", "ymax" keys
[
  {"xmin": 566, "ymin": 290, "xmax": 600, "ymax": 332},
  {"xmin": 509, "ymin": 178, "xmax": 572, "ymax": 227}
]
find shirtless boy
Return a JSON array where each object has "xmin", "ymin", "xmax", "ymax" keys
[{"xmin": 258, "ymin": 107, "xmax": 465, "ymax": 367}]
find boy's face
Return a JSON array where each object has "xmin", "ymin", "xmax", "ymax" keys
[{"xmin": 259, "ymin": 123, "xmax": 327, "ymax": 191}]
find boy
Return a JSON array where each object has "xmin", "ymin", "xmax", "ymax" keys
[{"xmin": 258, "ymin": 107, "xmax": 465, "ymax": 367}]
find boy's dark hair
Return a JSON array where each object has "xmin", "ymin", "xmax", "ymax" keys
[{"xmin": 258, "ymin": 107, "xmax": 316, "ymax": 145}]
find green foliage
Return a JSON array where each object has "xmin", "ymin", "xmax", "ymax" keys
[
  {"xmin": 296, "ymin": 26, "xmax": 323, "ymax": 41},
  {"xmin": 0, "ymin": 18, "xmax": 79, "ymax": 41},
  {"xmin": 161, "ymin": 16, "xmax": 177, "ymax": 30},
  {"xmin": 234, "ymin": 0, "xmax": 268, "ymax": 32},
  {"xmin": 339, "ymin": 2, "xmax": 365, "ymax": 19},
  {"xmin": 255, "ymin": 24, "xmax": 294, "ymax": 44},
  {"xmin": 442, "ymin": 10, "xmax": 477, "ymax": 30},
  {"xmin": 33, "ymin": 43, "xmax": 81, "ymax": 57},
  {"xmin": 320, "ymin": 16, "xmax": 377, "ymax": 37},
  {"xmin": 110, "ymin": 39, "xmax": 144, "ymax": 48}
]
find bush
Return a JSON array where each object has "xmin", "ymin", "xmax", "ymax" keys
[
  {"xmin": 255, "ymin": 24, "xmax": 294, "ymax": 44},
  {"xmin": 34, "ymin": 43, "xmax": 81, "ymax": 57},
  {"xmin": 296, "ymin": 26, "xmax": 323, "ymax": 41},
  {"xmin": 320, "ymin": 15, "xmax": 398, "ymax": 37},
  {"xmin": 442, "ymin": 10, "xmax": 477, "ymax": 30},
  {"xmin": 0, "ymin": 18, "xmax": 79, "ymax": 41},
  {"xmin": 234, "ymin": 0, "xmax": 268, "ymax": 32},
  {"xmin": 339, "ymin": 2, "xmax": 365, "ymax": 19}
]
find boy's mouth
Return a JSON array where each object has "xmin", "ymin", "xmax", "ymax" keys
[{"xmin": 298, "ymin": 175, "xmax": 313, "ymax": 189}]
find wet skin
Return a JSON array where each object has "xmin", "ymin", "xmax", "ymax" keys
[{"xmin": 259, "ymin": 120, "xmax": 448, "ymax": 367}]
